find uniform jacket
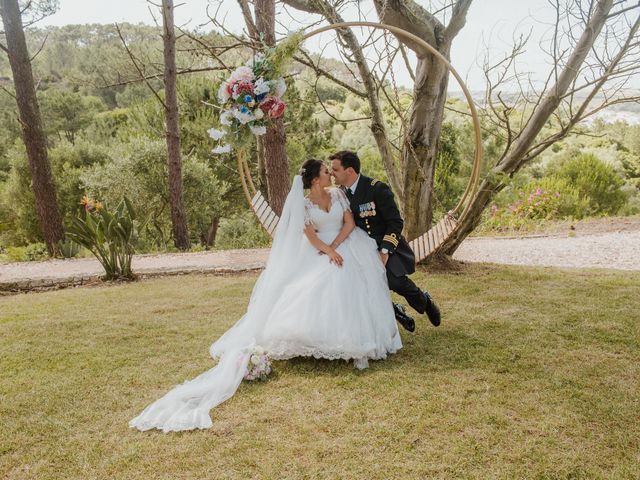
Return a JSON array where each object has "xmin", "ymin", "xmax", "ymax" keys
[{"xmin": 345, "ymin": 175, "xmax": 416, "ymax": 277}]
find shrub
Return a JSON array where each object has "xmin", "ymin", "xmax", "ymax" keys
[
  {"xmin": 550, "ymin": 153, "xmax": 626, "ymax": 216},
  {"xmin": 66, "ymin": 196, "xmax": 140, "ymax": 280},
  {"xmin": 216, "ymin": 212, "xmax": 271, "ymax": 250},
  {"xmin": 24, "ymin": 242, "xmax": 49, "ymax": 261},
  {"xmin": 2, "ymin": 243, "xmax": 48, "ymax": 262}
]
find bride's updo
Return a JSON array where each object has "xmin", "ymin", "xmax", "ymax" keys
[{"xmin": 299, "ymin": 159, "xmax": 323, "ymax": 189}]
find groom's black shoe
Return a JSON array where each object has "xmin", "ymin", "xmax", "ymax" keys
[
  {"xmin": 423, "ymin": 291, "xmax": 441, "ymax": 327},
  {"xmin": 393, "ymin": 303, "xmax": 415, "ymax": 333}
]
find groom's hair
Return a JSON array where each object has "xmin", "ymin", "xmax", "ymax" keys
[{"xmin": 329, "ymin": 150, "xmax": 360, "ymax": 174}]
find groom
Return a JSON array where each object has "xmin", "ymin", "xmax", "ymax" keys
[{"xmin": 329, "ymin": 150, "xmax": 441, "ymax": 332}]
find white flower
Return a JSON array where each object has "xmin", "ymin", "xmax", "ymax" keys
[
  {"xmin": 246, "ymin": 52, "xmax": 265, "ymax": 68},
  {"xmin": 233, "ymin": 108, "xmax": 255, "ymax": 125},
  {"xmin": 274, "ymin": 78, "xmax": 287, "ymax": 98},
  {"xmin": 230, "ymin": 66, "xmax": 254, "ymax": 83},
  {"xmin": 212, "ymin": 144, "xmax": 231, "ymax": 154},
  {"xmin": 253, "ymin": 108, "xmax": 264, "ymax": 120},
  {"xmin": 250, "ymin": 354, "xmax": 260, "ymax": 365},
  {"xmin": 250, "ymin": 124, "xmax": 267, "ymax": 136},
  {"xmin": 207, "ymin": 128, "xmax": 225, "ymax": 140},
  {"xmin": 254, "ymin": 346, "xmax": 265, "ymax": 356},
  {"xmin": 220, "ymin": 111, "xmax": 233, "ymax": 126},
  {"xmin": 217, "ymin": 82, "xmax": 231, "ymax": 103},
  {"xmin": 254, "ymin": 77, "xmax": 271, "ymax": 96}
]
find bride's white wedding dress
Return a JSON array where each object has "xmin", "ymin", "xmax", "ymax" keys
[{"xmin": 129, "ymin": 176, "xmax": 401, "ymax": 432}]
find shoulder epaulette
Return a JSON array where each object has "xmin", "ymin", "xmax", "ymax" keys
[{"xmin": 370, "ymin": 179, "xmax": 379, "ymax": 186}]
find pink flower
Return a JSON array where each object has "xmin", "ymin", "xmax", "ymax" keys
[
  {"xmin": 229, "ymin": 66, "xmax": 254, "ymax": 83},
  {"xmin": 269, "ymin": 100, "xmax": 286, "ymax": 119}
]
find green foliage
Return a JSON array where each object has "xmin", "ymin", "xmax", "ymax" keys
[
  {"xmin": 56, "ymin": 237, "xmax": 81, "ymax": 259},
  {"xmin": 2, "ymin": 242, "xmax": 49, "ymax": 262},
  {"xmin": 50, "ymin": 140, "xmax": 111, "ymax": 220},
  {"xmin": 358, "ymin": 145, "xmax": 387, "ymax": 183},
  {"xmin": 550, "ymin": 153, "xmax": 626, "ymax": 216},
  {"xmin": 80, "ymin": 137, "xmax": 229, "ymax": 249},
  {"xmin": 0, "ymin": 144, "xmax": 41, "ymax": 246},
  {"xmin": 284, "ymin": 81, "xmax": 334, "ymax": 175},
  {"xmin": 66, "ymin": 197, "xmax": 140, "ymax": 280},
  {"xmin": 260, "ymin": 30, "xmax": 304, "ymax": 78},
  {"xmin": 39, "ymin": 89, "xmax": 106, "ymax": 144},
  {"xmin": 314, "ymin": 78, "xmax": 347, "ymax": 103},
  {"xmin": 83, "ymin": 108, "xmax": 130, "ymax": 144},
  {"xmin": 215, "ymin": 212, "xmax": 271, "ymax": 250},
  {"xmin": 434, "ymin": 122, "xmax": 466, "ymax": 216}
]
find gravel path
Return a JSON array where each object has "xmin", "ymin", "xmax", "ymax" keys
[
  {"xmin": 453, "ymin": 231, "xmax": 640, "ymax": 271},
  {"xmin": 1, "ymin": 229, "xmax": 638, "ymax": 292}
]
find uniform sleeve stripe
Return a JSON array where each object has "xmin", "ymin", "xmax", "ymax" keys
[{"xmin": 383, "ymin": 235, "xmax": 399, "ymax": 246}]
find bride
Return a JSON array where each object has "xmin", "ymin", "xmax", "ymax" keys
[{"xmin": 129, "ymin": 159, "xmax": 402, "ymax": 432}]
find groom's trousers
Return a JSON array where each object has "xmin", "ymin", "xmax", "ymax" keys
[{"xmin": 387, "ymin": 270, "xmax": 428, "ymax": 315}]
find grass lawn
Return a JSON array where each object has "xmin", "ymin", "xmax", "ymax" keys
[{"xmin": 1, "ymin": 264, "xmax": 639, "ymax": 479}]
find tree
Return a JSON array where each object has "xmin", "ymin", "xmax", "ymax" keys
[
  {"xmin": 441, "ymin": 0, "xmax": 640, "ymax": 255},
  {"xmin": 39, "ymin": 89, "xmax": 105, "ymax": 144},
  {"xmin": 282, "ymin": 0, "xmax": 639, "ymax": 256},
  {"xmin": 0, "ymin": 0, "xmax": 64, "ymax": 255},
  {"xmin": 160, "ymin": 0, "xmax": 190, "ymax": 249},
  {"xmin": 282, "ymin": 0, "xmax": 473, "ymax": 238},
  {"xmin": 237, "ymin": 0, "xmax": 291, "ymax": 215}
]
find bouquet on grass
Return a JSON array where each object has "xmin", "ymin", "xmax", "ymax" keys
[
  {"xmin": 244, "ymin": 346, "xmax": 272, "ymax": 381},
  {"xmin": 208, "ymin": 32, "xmax": 303, "ymax": 153}
]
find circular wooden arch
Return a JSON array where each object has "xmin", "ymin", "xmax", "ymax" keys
[{"xmin": 238, "ymin": 22, "xmax": 483, "ymax": 261}]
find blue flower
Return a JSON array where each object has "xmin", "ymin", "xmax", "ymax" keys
[
  {"xmin": 244, "ymin": 95, "xmax": 253, "ymax": 103},
  {"xmin": 240, "ymin": 105, "xmax": 249, "ymax": 113},
  {"xmin": 256, "ymin": 92, "xmax": 267, "ymax": 102}
]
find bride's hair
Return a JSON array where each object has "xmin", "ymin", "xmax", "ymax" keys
[{"xmin": 300, "ymin": 159, "xmax": 323, "ymax": 189}]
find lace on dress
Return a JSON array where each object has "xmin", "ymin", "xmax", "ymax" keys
[
  {"xmin": 331, "ymin": 187, "xmax": 351, "ymax": 212},
  {"xmin": 304, "ymin": 188, "xmax": 351, "ymax": 226}
]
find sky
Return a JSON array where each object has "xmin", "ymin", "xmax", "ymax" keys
[{"xmin": 34, "ymin": 0, "xmax": 636, "ymax": 92}]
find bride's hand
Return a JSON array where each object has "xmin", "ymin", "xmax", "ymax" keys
[{"xmin": 327, "ymin": 249, "xmax": 343, "ymax": 267}]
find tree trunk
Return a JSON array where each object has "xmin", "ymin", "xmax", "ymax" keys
[
  {"xmin": 204, "ymin": 216, "xmax": 220, "ymax": 248},
  {"xmin": 256, "ymin": 136, "xmax": 270, "ymax": 200},
  {"xmin": 162, "ymin": 0, "xmax": 190, "ymax": 250},
  {"xmin": 1, "ymin": 0, "xmax": 64, "ymax": 255},
  {"xmin": 254, "ymin": 0, "xmax": 290, "ymax": 215},
  {"xmin": 401, "ymin": 51, "xmax": 450, "ymax": 240}
]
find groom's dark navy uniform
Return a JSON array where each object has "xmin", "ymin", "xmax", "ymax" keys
[{"xmin": 345, "ymin": 175, "xmax": 429, "ymax": 317}]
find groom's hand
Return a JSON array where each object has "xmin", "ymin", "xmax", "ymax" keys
[{"xmin": 379, "ymin": 251, "xmax": 389, "ymax": 266}]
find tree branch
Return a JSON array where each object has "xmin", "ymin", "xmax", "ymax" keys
[
  {"xmin": 443, "ymin": 0, "xmax": 473, "ymax": 42},
  {"xmin": 115, "ymin": 23, "xmax": 167, "ymax": 110},
  {"xmin": 29, "ymin": 32, "xmax": 48, "ymax": 62},
  {"xmin": 236, "ymin": 0, "xmax": 259, "ymax": 40},
  {"xmin": 292, "ymin": 52, "xmax": 367, "ymax": 97}
]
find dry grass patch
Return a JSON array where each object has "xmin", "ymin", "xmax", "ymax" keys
[{"xmin": 1, "ymin": 265, "xmax": 639, "ymax": 479}]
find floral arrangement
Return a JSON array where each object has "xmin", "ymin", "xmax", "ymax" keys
[
  {"xmin": 208, "ymin": 31, "xmax": 304, "ymax": 154},
  {"xmin": 244, "ymin": 346, "xmax": 272, "ymax": 381}
]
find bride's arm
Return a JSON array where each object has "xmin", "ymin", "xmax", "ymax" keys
[
  {"xmin": 329, "ymin": 210, "xmax": 355, "ymax": 250},
  {"xmin": 304, "ymin": 225, "xmax": 344, "ymax": 266}
]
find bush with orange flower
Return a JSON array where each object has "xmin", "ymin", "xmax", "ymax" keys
[{"xmin": 67, "ymin": 196, "xmax": 140, "ymax": 280}]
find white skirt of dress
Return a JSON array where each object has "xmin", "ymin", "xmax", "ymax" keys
[{"xmin": 258, "ymin": 226, "xmax": 402, "ymax": 363}]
